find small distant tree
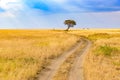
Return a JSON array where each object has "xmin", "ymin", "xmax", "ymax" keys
[{"xmin": 64, "ymin": 20, "xmax": 76, "ymax": 31}]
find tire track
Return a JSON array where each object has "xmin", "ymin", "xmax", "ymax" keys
[
  {"xmin": 36, "ymin": 39, "xmax": 83, "ymax": 80},
  {"xmin": 68, "ymin": 39, "xmax": 91, "ymax": 80},
  {"xmin": 35, "ymin": 38, "xmax": 91, "ymax": 80}
]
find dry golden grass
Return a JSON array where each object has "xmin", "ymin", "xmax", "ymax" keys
[
  {"xmin": 83, "ymin": 29, "xmax": 120, "ymax": 80},
  {"xmin": 68, "ymin": 29, "xmax": 120, "ymax": 38},
  {"xmin": 0, "ymin": 30, "xmax": 79, "ymax": 80},
  {"xmin": 1, "ymin": 29, "xmax": 120, "ymax": 80}
]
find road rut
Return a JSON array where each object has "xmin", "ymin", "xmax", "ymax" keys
[
  {"xmin": 68, "ymin": 39, "xmax": 91, "ymax": 80},
  {"xmin": 36, "ymin": 39, "xmax": 83, "ymax": 80},
  {"xmin": 35, "ymin": 38, "xmax": 91, "ymax": 80}
]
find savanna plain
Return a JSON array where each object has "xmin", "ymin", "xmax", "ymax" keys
[{"xmin": 0, "ymin": 29, "xmax": 120, "ymax": 80}]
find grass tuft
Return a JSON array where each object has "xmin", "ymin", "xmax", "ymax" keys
[
  {"xmin": 95, "ymin": 45, "xmax": 118, "ymax": 56},
  {"xmin": 88, "ymin": 33, "xmax": 111, "ymax": 41}
]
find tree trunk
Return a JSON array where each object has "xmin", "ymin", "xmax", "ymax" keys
[{"xmin": 66, "ymin": 26, "xmax": 70, "ymax": 31}]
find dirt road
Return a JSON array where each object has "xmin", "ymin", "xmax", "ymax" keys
[
  {"xmin": 35, "ymin": 38, "xmax": 91, "ymax": 80},
  {"xmin": 68, "ymin": 39, "xmax": 91, "ymax": 80}
]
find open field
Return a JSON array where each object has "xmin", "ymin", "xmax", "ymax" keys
[
  {"xmin": 0, "ymin": 30, "xmax": 79, "ymax": 80},
  {"xmin": 0, "ymin": 29, "xmax": 120, "ymax": 80},
  {"xmin": 81, "ymin": 29, "xmax": 120, "ymax": 80},
  {"xmin": 66, "ymin": 29, "xmax": 120, "ymax": 80}
]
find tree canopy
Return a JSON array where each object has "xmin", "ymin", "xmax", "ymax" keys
[{"xmin": 64, "ymin": 20, "xmax": 76, "ymax": 31}]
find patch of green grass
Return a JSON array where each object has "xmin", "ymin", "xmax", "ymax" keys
[
  {"xmin": 95, "ymin": 45, "xmax": 118, "ymax": 56},
  {"xmin": 113, "ymin": 61, "xmax": 120, "ymax": 66}
]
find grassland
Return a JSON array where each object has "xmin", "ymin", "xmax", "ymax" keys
[
  {"xmin": 66, "ymin": 29, "xmax": 120, "ymax": 80},
  {"xmin": 0, "ymin": 29, "xmax": 120, "ymax": 80},
  {"xmin": 0, "ymin": 30, "xmax": 79, "ymax": 80},
  {"xmin": 81, "ymin": 29, "xmax": 120, "ymax": 80},
  {"xmin": 51, "ymin": 29, "xmax": 120, "ymax": 80}
]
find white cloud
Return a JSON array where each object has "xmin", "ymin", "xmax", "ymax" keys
[
  {"xmin": 0, "ymin": 0, "xmax": 24, "ymax": 17},
  {"xmin": 0, "ymin": 11, "xmax": 15, "ymax": 17},
  {"xmin": 0, "ymin": 0, "xmax": 23, "ymax": 9}
]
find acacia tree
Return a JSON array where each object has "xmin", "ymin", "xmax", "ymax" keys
[{"xmin": 64, "ymin": 20, "xmax": 76, "ymax": 31}]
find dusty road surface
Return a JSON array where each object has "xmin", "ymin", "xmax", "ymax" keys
[
  {"xmin": 68, "ymin": 39, "xmax": 91, "ymax": 80},
  {"xmin": 35, "ymin": 38, "xmax": 91, "ymax": 80}
]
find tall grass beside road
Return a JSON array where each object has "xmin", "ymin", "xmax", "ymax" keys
[
  {"xmin": 84, "ymin": 29, "xmax": 120, "ymax": 80},
  {"xmin": 0, "ymin": 30, "xmax": 79, "ymax": 80}
]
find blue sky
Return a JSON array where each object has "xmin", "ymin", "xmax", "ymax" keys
[{"xmin": 0, "ymin": 0, "xmax": 120, "ymax": 29}]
